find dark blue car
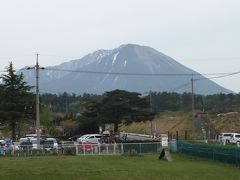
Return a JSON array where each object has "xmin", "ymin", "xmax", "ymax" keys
[
  {"xmin": 0, "ymin": 140, "xmax": 5, "ymax": 155},
  {"xmin": 4, "ymin": 139, "xmax": 13, "ymax": 151}
]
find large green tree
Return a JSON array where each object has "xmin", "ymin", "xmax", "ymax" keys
[
  {"xmin": 101, "ymin": 89, "xmax": 155, "ymax": 132},
  {"xmin": 0, "ymin": 62, "xmax": 32, "ymax": 140}
]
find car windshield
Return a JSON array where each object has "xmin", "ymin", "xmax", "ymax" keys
[
  {"xmin": 31, "ymin": 140, "xmax": 37, "ymax": 144},
  {"xmin": 20, "ymin": 138, "xmax": 28, "ymax": 143},
  {"xmin": 80, "ymin": 135, "xmax": 89, "ymax": 139}
]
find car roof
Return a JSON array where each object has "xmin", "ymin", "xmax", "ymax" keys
[
  {"xmin": 46, "ymin": 138, "xmax": 56, "ymax": 140},
  {"xmin": 81, "ymin": 134, "xmax": 101, "ymax": 137},
  {"xmin": 86, "ymin": 134, "xmax": 101, "ymax": 137}
]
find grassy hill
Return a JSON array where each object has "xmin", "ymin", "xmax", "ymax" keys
[
  {"xmin": 119, "ymin": 111, "xmax": 240, "ymax": 139},
  {"xmin": 119, "ymin": 112, "xmax": 193, "ymax": 139},
  {"xmin": 209, "ymin": 112, "xmax": 240, "ymax": 133}
]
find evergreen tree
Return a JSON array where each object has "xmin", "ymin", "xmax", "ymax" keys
[
  {"xmin": 102, "ymin": 89, "xmax": 155, "ymax": 132},
  {"xmin": 0, "ymin": 62, "xmax": 32, "ymax": 140}
]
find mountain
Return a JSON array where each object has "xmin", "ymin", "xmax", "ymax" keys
[{"xmin": 19, "ymin": 44, "xmax": 233, "ymax": 95}]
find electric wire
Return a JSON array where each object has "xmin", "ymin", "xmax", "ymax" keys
[{"xmin": 42, "ymin": 67, "xmax": 240, "ymax": 77}]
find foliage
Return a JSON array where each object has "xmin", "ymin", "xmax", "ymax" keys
[
  {"xmin": 59, "ymin": 119, "xmax": 79, "ymax": 136},
  {"xmin": 0, "ymin": 62, "xmax": 33, "ymax": 139},
  {"xmin": 101, "ymin": 89, "xmax": 155, "ymax": 131},
  {"xmin": 77, "ymin": 116, "xmax": 99, "ymax": 134},
  {"xmin": 40, "ymin": 106, "xmax": 56, "ymax": 135},
  {"xmin": 39, "ymin": 91, "xmax": 240, "ymax": 116}
]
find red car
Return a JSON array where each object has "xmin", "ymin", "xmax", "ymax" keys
[{"xmin": 78, "ymin": 142, "xmax": 98, "ymax": 153}]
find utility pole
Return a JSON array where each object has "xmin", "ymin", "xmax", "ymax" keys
[
  {"xmin": 27, "ymin": 53, "xmax": 44, "ymax": 149},
  {"xmin": 191, "ymin": 74, "xmax": 195, "ymax": 118},
  {"xmin": 36, "ymin": 53, "xmax": 40, "ymax": 149},
  {"xmin": 150, "ymin": 90, "xmax": 153, "ymax": 136}
]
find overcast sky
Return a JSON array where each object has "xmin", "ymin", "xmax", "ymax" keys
[{"xmin": 1, "ymin": 0, "xmax": 240, "ymax": 92}]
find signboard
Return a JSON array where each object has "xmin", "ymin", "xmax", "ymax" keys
[
  {"xmin": 160, "ymin": 134, "xmax": 168, "ymax": 147},
  {"xmin": 159, "ymin": 134, "xmax": 172, "ymax": 161}
]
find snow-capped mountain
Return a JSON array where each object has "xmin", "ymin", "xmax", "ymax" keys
[{"xmin": 20, "ymin": 44, "xmax": 233, "ymax": 95}]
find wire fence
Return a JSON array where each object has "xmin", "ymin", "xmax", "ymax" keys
[{"xmin": 177, "ymin": 141, "xmax": 240, "ymax": 166}]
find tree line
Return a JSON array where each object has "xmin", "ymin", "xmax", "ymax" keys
[{"xmin": 41, "ymin": 91, "xmax": 240, "ymax": 114}]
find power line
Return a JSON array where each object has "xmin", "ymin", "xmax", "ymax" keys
[
  {"xmin": 194, "ymin": 71, "xmax": 240, "ymax": 81},
  {"xmin": 165, "ymin": 71, "xmax": 240, "ymax": 93},
  {"xmin": 43, "ymin": 67, "xmax": 240, "ymax": 77}
]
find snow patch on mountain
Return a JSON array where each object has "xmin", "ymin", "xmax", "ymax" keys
[
  {"xmin": 112, "ymin": 52, "xmax": 119, "ymax": 65},
  {"xmin": 124, "ymin": 60, "xmax": 127, "ymax": 67}
]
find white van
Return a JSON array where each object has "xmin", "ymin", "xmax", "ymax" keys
[
  {"xmin": 218, "ymin": 133, "xmax": 234, "ymax": 143},
  {"xmin": 45, "ymin": 138, "xmax": 58, "ymax": 149},
  {"xmin": 229, "ymin": 133, "xmax": 240, "ymax": 144}
]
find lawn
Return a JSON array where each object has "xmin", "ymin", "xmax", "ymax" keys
[{"xmin": 0, "ymin": 154, "xmax": 239, "ymax": 180}]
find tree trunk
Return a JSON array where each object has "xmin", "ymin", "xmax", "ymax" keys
[
  {"xmin": 11, "ymin": 122, "xmax": 16, "ymax": 141},
  {"xmin": 114, "ymin": 122, "xmax": 118, "ymax": 132}
]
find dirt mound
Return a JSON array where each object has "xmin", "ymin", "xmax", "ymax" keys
[
  {"xmin": 210, "ymin": 112, "xmax": 240, "ymax": 133},
  {"xmin": 119, "ymin": 112, "xmax": 193, "ymax": 139}
]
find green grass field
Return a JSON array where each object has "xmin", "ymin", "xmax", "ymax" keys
[{"xmin": 0, "ymin": 154, "xmax": 239, "ymax": 180}]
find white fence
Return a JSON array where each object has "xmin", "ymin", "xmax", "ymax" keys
[{"xmin": 75, "ymin": 142, "xmax": 161, "ymax": 155}]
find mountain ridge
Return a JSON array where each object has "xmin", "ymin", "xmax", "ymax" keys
[{"xmin": 19, "ymin": 44, "xmax": 233, "ymax": 95}]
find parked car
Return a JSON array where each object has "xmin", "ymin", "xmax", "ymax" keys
[
  {"xmin": 42, "ymin": 140, "xmax": 54, "ymax": 151},
  {"xmin": 4, "ymin": 139, "xmax": 13, "ymax": 151},
  {"xmin": 19, "ymin": 138, "xmax": 33, "ymax": 150},
  {"xmin": 218, "ymin": 133, "xmax": 234, "ymax": 143},
  {"xmin": 45, "ymin": 138, "xmax": 58, "ymax": 149},
  {"xmin": 78, "ymin": 142, "xmax": 98, "ymax": 153},
  {"xmin": 229, "ymin": 133, "xmax": 240, "ymax": 144},
  {"xmin": 0, "ymin": 140, "xmax": 5, "ymax": 155},
  {"xmin": 77, "ymin": 134, "xmax": 102, "ymax": 144}
]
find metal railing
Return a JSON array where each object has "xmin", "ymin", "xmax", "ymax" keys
[{"xmin": 76, "ymin": 142, "xmax": 161, "ymax": 155}]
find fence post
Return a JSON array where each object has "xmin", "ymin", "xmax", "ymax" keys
[
  {"xmin": 83, "ymin": 144, "xmax": 85, "ymax": 155},
  {"xmin": 113, "ymin": 143, "xmax": 116, "ymax": 154},
  {"xmin": 139, "ymin": 143, "xmax": 142, "ymax": 154},
  {"xmin": 235, "ymin": 148, "xmax": 237, "ymax": 166},
  {"xmin": 212, "ymin": 147, "xmax": 214, "ymax": 161},
  {"xmin": 121, "ymin": 143, "xmax": 123, "ymax": 154},
  {"xmin": 76, "ymin": 144, "xmax": 78, "ymax": 155},
  {"xmin": 106, "ymin": 144, "xmax": 109, "ymax": 154},
  {"xmin": 98, "ymin": 144, "xmax": 101, "ymax": 155}
]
